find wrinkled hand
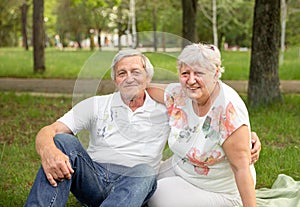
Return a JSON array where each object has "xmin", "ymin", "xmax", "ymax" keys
[
  {"xmin": 250, "ymin": 132, "xmax": 261, "ymax": 164},
  {"xmin": 41, "ymin": 146, "xmax": 74, "ymax": 187}
]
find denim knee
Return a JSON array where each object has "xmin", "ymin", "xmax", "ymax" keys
[
  {"xmin": 53, "ymin": 133, "xmax": 82, "ymax": 154},
  {"xmin": 131, "ymin": 164, "xmax": 157, "ymax": 205},
  {"xmin": 132, "ymin": 164, "xmax": 156, "ymax": 177}
]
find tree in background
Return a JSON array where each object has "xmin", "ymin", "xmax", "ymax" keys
[
  {"xmin": 280, "ymin": 0, "xmax": 300, "ymax": 64},
  {"xmin": 56, "ymin": 0, "xmax": 90, "ymax": 49},
  {"xmin": 20, "ymin": 0, "xmax": 30, "ymax": 50},
  {"xmin": 33, "ymin": 0, "xmax": 45, "ymax": 73},
  {"xmin": 197, "ymin": 0, "xmax": 254, "ymax": 49},
  {"xmin": 248, "ymin": 0, "xmax": 282, "ymax": 107},
  {"xmin": 198, "ymin": 0, "xmax": 217, "ymax": 46},
  {"xmin": 137, "ymin": 0, "xmax": 181, "ymax": 50},
  {"xmin": 285, "ymin": 0, "xmax": 300, "ymax": 46},
  {"xmin": 182, "ymin": 0, "xmax": 198, "ymax": 47},
  {"xmin": 0, "ymin": 0, "xmax": 22, "ymax": 47},
  {"xmin": 1, "ymin": 0, "xmax": 299, "ymax": 49}
]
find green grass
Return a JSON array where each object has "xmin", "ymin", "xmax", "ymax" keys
[
  {"xmin": 0, "ymin": 47, "xmax": 299, "ymax": 80},
  {"xmin": 221, "ymin": 47, "xmax": 300, "ymax": 80},
  {"xmin": 0, "ymin": 92, "xmax": 80, "ymax": 206},
  {"xmin": 246, "ymin": 94, "xmax": 300, "ymax": 188},
  {"xmin": 0, "ymin": 92, "xmax": 299, "ymax": 206},
  {"xmin": 0, "ymin": 46, "xmax": 299, "ymax": 205}
]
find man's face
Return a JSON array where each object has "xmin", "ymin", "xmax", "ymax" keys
[{"xmin": 114, "ymin": 56, "xmax": 150, "ymax": 101}]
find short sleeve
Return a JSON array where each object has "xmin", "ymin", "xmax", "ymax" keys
[{"xmin": 57, "ymin": 96, "xmax": 99, "ymax": 135}]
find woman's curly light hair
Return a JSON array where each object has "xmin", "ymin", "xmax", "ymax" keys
[{"xmin": 177, "ymin": 43, "xmax": 225, "ymax": 79}]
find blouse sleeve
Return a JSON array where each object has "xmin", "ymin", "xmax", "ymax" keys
[{"xmin": 217, "ymin": 98, "xmax": 250, "ymax": 146}]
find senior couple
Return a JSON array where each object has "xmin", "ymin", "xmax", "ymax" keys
[{"xmin": 25, "ymin": 43, "xmax": 260, "ymax": 207}]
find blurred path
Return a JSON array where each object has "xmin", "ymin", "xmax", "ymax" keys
[{"xmin": 0, "ymin": 78, "xmax": 299, "ymax": 95}]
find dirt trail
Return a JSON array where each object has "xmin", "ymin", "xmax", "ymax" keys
[{"xmin": 0, "ymin": 78, "xmax": 299, "ymax": 95}]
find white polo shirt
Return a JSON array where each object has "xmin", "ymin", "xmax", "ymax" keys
[{"xmin": 58, "ymin": 91, "xmax": 170, "ymax": 171}]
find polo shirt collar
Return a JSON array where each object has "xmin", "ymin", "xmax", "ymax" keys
[{"xmin": 111, "ymin": 90, "xmax": 156, "ymax": 112}]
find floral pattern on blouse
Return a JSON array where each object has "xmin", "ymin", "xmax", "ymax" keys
[
  {"xmin": 166, "ymin": 84, "xmax": 241, "ymax": 176},
  {"xmin": 184, "ymin": 147, "xmax": 223, "ymax": 175},
  {"xmin": 165, "ymin": 85, "xmax": 188, "ymax": 129},
  {"xmin": 186, "ymin": 102, "xmax": 239, "ymax": 175},
  {"xmin": 208, "ymin": 102, "xmax": 238, "ymax": 141}
]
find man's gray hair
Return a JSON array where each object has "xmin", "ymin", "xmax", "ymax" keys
[{"xmin": 110, "ymin": 49, "xmax": 154, "ymax": 80}]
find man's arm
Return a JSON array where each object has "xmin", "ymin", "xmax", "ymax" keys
[
  {"xmin": 36, "ymin": 121, "xmax": 74, "ymax": 187},
  {"xmin": 146, "ymin": 83, "xmax": 168, "ymax": 104},
  {"xmin": 250, "ymin": 131, "xmax": 261, "ymax": 164}
]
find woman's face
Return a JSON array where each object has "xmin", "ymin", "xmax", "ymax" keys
[{"xmin": 179, "ymin": 64, "xmax": 216, "ymax": 102}]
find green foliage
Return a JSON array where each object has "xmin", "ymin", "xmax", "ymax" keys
[
  {"xmin": 197, "ymin": 0, "xmax": 255, "ymax": 47},
  {"xmin": 137, "ymin": 0, "xmax": 182, "ymax": 35},
  {"xmin": 1, "ymin": 0, "xmax": 300, "ymax": 48},
  {"xmin": 0, "ymin": 0, "xmax": 24, "ymax": 46},
  {"xmin": 286, "ymin": 0, "xmax": 300, "ymax": 46},
  {"xmin": 0, "ymin": 92, "xmax": 299, "ymax": 205}
]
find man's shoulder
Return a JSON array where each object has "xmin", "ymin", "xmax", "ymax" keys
[{"xmin": 76, "ymin": 93, "xmax": 116, "ymax": 108}]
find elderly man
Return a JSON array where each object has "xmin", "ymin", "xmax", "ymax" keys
[
  {"xmin": 25, "ymin": 49, "xmax": 170, "ymax": 207},
  {"xmin": 25, "ymin": 49, "xmax": 261, "ymax": 207}
]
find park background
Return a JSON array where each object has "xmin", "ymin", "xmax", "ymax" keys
[{"xmin": 0, "ymin": 0, "xmax": 300, "ymax": 206}]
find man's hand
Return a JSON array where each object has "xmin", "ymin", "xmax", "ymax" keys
[
  {"xmin": 41, "ymin": 146, "xmax": 74, "ymax": 187},
  {"xmin": 250, "ymin": 131, "xmax": 261, "ymax": 164}
]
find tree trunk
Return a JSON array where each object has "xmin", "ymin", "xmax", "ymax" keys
[
  {"xmin": 98, "ymin": 28, "xmax": 102, "ymax": 51},
  {"xmin": 117, "ymin": 5, "xmax": 122, "ymax": 51},
  {"xmin": 248, "ymin": 0, "xmax": 282, "ymax": 107},
  {"xmin": 152, "ymin": 2, "xmax": 158, "ymax": 52},
  {"xmin": 162, "ymin": 24, "xmax": 166, "ymax": 52},
  {"xmin": 33, "ymin": 0, "xmax": 45, "ymax": 73},
  {"xmin": 130, "ymin": 0, "xmax": 137, "ymax": 48},
  {"xmin": 279, "ymin": 0, "xmax": 287, "ymax": 64},
  {"xmin": 181, "ymin": 0, "xmax": 198, "ymax": 48},
  {"xmin": 76, "ymin": 33, "xmax": 82, "ymax": 49},
  {"xmin": 21, "ymin": 2, "xmax": 29, "ymax": 50},
  {"xmin": 212, "ymin": 0, "xmax": 218, "ymax": 47}
]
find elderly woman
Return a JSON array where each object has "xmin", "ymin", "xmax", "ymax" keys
[{"xmin": 147, "ymin": 43, "xmax": 257, "ymax": 207}]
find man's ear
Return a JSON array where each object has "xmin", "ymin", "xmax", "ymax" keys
[{"xmin": 114, "ymin": 80, "xmax": 120, "ymax": 91}]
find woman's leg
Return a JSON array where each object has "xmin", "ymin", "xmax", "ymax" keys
[
  {"xmin": 157, "ymin": 157, "xmax": 176, "ymax": 180},
  {"xmin": 148, "ymin": 176, "xmax": 241, "ymax": 207}
]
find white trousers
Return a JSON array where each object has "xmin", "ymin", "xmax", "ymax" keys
[{"xmin": 148, "ymin": 158, "xmax": 242, "ymax": 207}]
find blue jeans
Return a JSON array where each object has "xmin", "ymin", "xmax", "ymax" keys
[{"xmin": 24, "ymin": 133, "xmax": 157, "ymax": 207}]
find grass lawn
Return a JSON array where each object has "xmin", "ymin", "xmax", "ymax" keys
[
  {"xmin": 0, "ymin": 47, "xmax": 299, "ymax": 80},
  {"xmin": 0, "ymin": 92, "xmax": 299, "ymax": 206},
  {"xmin": 0, "ymin": 46, "xmax": 299, "ymax": 205}
]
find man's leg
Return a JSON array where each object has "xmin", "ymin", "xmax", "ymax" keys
[
  {"xmin": 100, "ymin": 163, "xmax": 157, "ymax": 207},
  {"xmin": 24, "ymin": 134, "xmax": 107, "ymax": 207}
]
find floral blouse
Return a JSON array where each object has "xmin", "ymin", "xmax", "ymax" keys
[{"xmin": 164, "ymin": 82, "xmax": 255, "ymax": 195}]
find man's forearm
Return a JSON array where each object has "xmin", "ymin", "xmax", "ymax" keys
[{"xmin": 35, "ymin": 125, "xmax": 58, "ymax": 156}]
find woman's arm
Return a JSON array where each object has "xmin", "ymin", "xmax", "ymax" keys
[
  {"xmin": 146, "ymin": 83, "xmax": 168, "ymax": 104},
  {"xmin": 223, "ymin": 125, "xmax": 256, "ymax": 207}
]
